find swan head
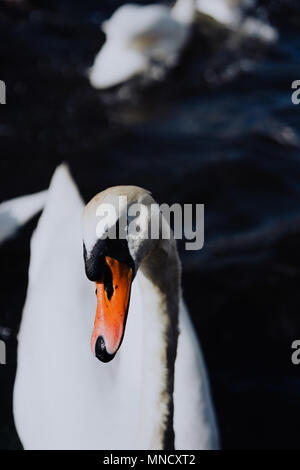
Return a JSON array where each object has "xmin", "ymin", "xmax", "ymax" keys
[{"xmin": 82, "ymin": 186, "xmax": 157, "ymax": 363}]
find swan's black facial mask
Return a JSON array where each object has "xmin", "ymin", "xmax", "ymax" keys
[{"xmin": 83, "ymin": 237, "xmax": 135, "ymax": 282}]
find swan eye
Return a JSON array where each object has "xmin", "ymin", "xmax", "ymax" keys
[{"xmin": 95, "ymin": 288, "xmax": 97, "ymax": 296}]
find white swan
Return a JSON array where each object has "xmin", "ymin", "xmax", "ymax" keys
[
  {"xmin": 196, "ymin": 0, "xmax": 278, "ymax": 42},
  {"xmin": 0, "ymin": 191, "xmax": 47, "ymax": 244},
  {"xmin": 89, "ymin": 0, "xmax": 195, "ymax": 89},
  {"xmin": 13, "ymin": 165, "xmax": 219, "ymax": 449},
  {"xmin": 197, "ymin": 0, "xmax": 242, "ymax": 26}
]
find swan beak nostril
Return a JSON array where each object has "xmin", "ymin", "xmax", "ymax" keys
[{"xmin": 95, "ymin": 336, "xmax": 115, "ymax": 363}]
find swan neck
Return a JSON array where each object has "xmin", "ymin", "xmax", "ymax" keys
[
  {"xmin": 141, "ymin": 238, "xmax": 181, "ymax": 315},
  {"xmin": 139, "ymin": 237, "xmax": 181, "ymax": 449}
]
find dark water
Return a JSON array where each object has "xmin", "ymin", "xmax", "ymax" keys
[{"xmin": 1, "ymin": 0, "xmax": 300, "ymax": 449}]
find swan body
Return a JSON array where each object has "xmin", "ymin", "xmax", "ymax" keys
[
  {"xmin": 13, "ymin": 165, "xmax": 219, "ymax": 449},
  {"xmin": 89, "ymin": 1, "xmax": 195, "ymax": 89}
]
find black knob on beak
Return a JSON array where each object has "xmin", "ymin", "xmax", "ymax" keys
[{"xmin": 95, "ymin": 336, "xmax": 116, "ymax": 363}]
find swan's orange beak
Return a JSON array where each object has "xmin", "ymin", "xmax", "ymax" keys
[{"xmin": 91, "ymin": 256, "xmax": 133, "ymax": 362}]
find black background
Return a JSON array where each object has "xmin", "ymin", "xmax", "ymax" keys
[{"xmin": 1, "ymin": 0, "xmax": 300, "ymax": 449}]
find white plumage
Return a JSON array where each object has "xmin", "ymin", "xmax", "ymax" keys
[
  {"xmin": 0, "ymin": 191, "xmax": 47, "ymax": 244},
  {"xmin": 196, "ymin": 0, "xmax": 278, "ymax": 42},
  {"xmin": 197, "ymin": 0, "xmax": 242, "ymax": 26}
]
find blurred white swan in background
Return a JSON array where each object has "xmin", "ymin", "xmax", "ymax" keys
[
  {"xmin": 13, "ymin": 165, "xmax": 219, "ymax": 449},
  {"xmin": 0, "ymin": 191, "xmax": 47, "ymax": 244},
  {"xmin": 196, "ymin": 0, "xmax": 278, "ymax": 42},
  {"xmin": 89, "ymin": 0, "xmax": 196, "ymax": 89},
  {"xmin": 89, "ymin": 0, "xmax": 277, "ymax": 90},
  {"xmin": 197, "ymin": 0, "xmax": 242, "ymax": 26}
]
